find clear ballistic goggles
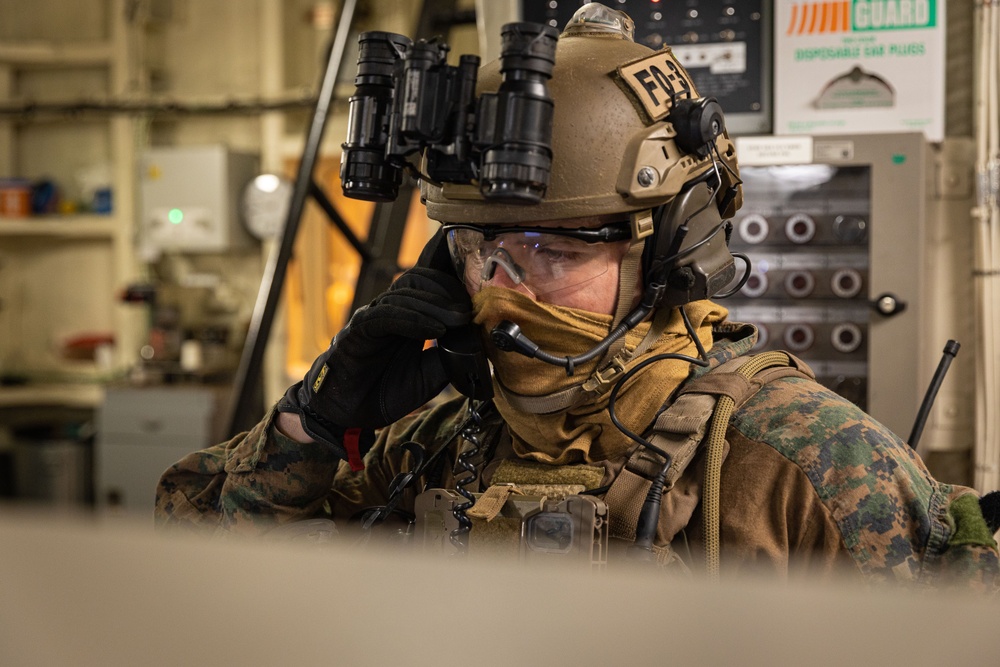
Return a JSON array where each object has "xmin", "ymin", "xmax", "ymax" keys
[{"xmin": 442, "ymin": 222, "xmax": 633, "ymax": 300}]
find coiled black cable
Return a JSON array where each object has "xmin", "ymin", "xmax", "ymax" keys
[{"xmin": 449, "ymin": 402, "xmax": 486, "ymax": 553}]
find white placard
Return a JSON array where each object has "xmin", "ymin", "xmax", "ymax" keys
[
  {"xmin": 773, "ymin": 0, "xmax": 945, "ymax": 141},
  {"xmin": 735, "ymin": 135, "xmax": 814, "ymax": 165}
]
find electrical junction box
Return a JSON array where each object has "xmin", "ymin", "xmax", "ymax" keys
[
  {"xmin": 140, "ymin": 145, "xmax": 259, "ymax": 257},
  {"xmin": 516, "ymin": 0, "xmax": 773, "ymax": 135},
  {"xmin": 727, "ymin": 133, "xmax": 976, "ymax": 458}
]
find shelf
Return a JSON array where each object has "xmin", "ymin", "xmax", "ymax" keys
[
  {"xmin": 0, "ymin": 41, "xmax": 115, "ymax": 68},
  {"xmin": 0, "ymin": 383, "xmax": 105, "ymax": 409},
  {"xmin": 0, "ymin": 215, "xmax": 119, "ymax": 238},
  {"xmin": 0, "ymin": 2, "xmax": 143, "ymax": 422}
]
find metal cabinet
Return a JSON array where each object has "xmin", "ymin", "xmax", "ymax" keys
[{"xmin": 96, "ymin": 385, "xmax": 228, "ymax": 515}]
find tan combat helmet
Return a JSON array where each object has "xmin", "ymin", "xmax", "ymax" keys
[{"xmin": 421, "ymin": 2, "xmax": 742, "ymax": 228}]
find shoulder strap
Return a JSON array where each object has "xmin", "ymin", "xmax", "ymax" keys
[
  {"xmin": 603, "ymin": 350, "xmax": 814, "ymax": 576},
  {"xmin": 676, "ymin": 350, "xmax": 814, "ymax": 407}
]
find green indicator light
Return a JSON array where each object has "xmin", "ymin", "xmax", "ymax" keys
[{"xmin": 168, "ymin": 208, "xmax": 184, "ymax": 224}]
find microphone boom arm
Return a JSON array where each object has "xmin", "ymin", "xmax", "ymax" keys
[{"xmin": 490, "ymin": 283, "xmax": 664, "ymax": 375}]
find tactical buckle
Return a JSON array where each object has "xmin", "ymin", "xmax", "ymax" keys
[
  {"xmin": 583, "ymin": 357, "xmax": 628, "ymax": 393},
  {"xmin": 630, "ymin": 209, "xmax": 654, "ymax": 240}
]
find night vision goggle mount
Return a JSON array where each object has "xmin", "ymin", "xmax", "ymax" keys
[{"xmin": 340, "ymin": 22, "xmax": 559, "ymax": 205}]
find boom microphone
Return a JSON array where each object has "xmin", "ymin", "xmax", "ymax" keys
[{"xmin": 489, "ymin": 283, "xmax": 663, "ymax": 375}]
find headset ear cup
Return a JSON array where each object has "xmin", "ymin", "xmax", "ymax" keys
[
  {"xmin": 643, "ymin": 183, "xmax": 709, "ymax": 285},
  {"xmin": 642, "ymin": 180, "xmax": 736, "ymax": 309},
  {"xmin": 641, "ymin": 204, "xmax": 667, "ymax": 280}
]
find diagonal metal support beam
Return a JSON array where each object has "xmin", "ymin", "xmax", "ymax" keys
[
  {"xmin": 224, "ymin": 0, "xmax": 471, "ymax": 437},
  {"xmin": 224, "ymin": 0, "xmax": 360, "ymax": 437}
]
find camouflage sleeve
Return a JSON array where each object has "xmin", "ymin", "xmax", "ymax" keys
[
  {"xmin": 154, "ymin": 405, "xmax": 343, "ymax": 535},
  {"xmin": 326, "ymin": 395, "xmax": 472, "ymax": 524},
  {"xmin": 731, "ymin": 376, "xmax": 999, "ymax": 591},
  {"xmin": 155, "ymin": 396, "xmax": 473, "ymax": 536}
]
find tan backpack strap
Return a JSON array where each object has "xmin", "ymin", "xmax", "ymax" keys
[
  {"xmin": 604, "ymin": 391, "xmax": 717, "ymax": 543},
  {"xmin": 701, "ymin": 350, "xmax": 799, "ymax": 581},
  {"xmin": 603, "ymin": 349, "xmax": 810, "ymax": 577},
  {"xmin": 604, "ymin": 454, "xmax": 656, "ymax": 543},
  {"xmin": 655, "ymin": 394, "xmax": 719, "ymax": 489},
  {"xmin": 677, "ymin": 354, "xmax": 814, "ymax": 409}
]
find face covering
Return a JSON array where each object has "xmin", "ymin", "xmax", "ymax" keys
[{"xmin": 472, "ymin": 287, "xmax": 727, "ymax": 465}]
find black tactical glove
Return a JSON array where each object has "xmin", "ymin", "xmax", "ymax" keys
[{"xmin": 276, "ymin": 229, "xmax": 471, "ymax": 468}]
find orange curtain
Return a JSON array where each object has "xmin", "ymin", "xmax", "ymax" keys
[{"xmin": 283, "ymin": 157, "xmax": 435, "ymax": 378}]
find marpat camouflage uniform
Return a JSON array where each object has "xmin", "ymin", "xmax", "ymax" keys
[{"xmin": 155, "ymin": 323, "xmax": 999, "ymax": 591}]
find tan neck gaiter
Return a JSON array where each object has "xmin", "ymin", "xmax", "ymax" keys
[{"xmin": 472, "ymin": 287, "xmax": 727, "ymax": 465}]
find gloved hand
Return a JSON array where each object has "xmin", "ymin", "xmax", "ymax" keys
[{"xmin": 276, "ymin": 229, "xmax": 471, "ymax": 465}]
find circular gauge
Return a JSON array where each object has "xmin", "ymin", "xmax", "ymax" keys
[
  {"xmin": 784, "ymin": 270, "xmax": 815, "ymax": 298},
  {"xmin": 741, "ymin": 271, "xmax": 769, "ymax": 298},
  {"xmin": 785, "ymin": 213, "xmax": 816, "ymax": 244},
  {"xmin": 831, "ymin": 322, "xmax": 864, "ymax": 353},
  {"xmin": 783, "ymin": 323, "xmax": 815, "ymax": 352},
  {"xmin": 241, "ymin": 174, "xmax": 293, "ymax": 240},
  {"xmin": 831, "ymin": 268, "xmax": 864, "ymax": 299},
  {"xmin": 738, "ymin": 214, "xmax": 769, "ymax": 244}
]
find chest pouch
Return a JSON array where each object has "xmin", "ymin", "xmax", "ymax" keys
[
  {"xmin": 414, "ymin": 487, "xmax": 609, "ymax": 569},
  {"xmin": 412, "ymin": 352, "xmax": 813, "ymax": 574},
  {"xmin": 414, "ymin": 459, "xmax": 608, "ymax": 569}
]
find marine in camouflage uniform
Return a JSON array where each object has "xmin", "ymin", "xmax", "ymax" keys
[
  {"xmin": 155, "ymin": 320, "xmax": 1000, "ymax": 590},
  {"xmin": 155, "ymin": 4, "xmax": 998, "ymax": 591}
]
